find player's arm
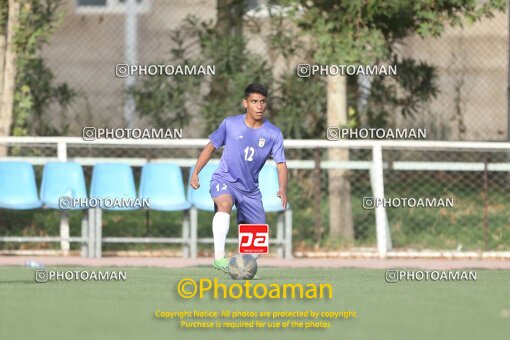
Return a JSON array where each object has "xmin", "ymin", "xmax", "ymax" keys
[
  {"xmin": 190, "ymin": 142, "xmax": 216, "ymax": 189},
  {"xmin": 276, "ymin": 162, "xmax": 288, "ymax": 209},
  {"xmin": 191, "ymin": 118, "xmax": 227, "ymax": 189}
]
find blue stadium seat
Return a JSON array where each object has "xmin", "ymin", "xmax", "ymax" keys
[
  {"xmin": 187, "ymin": 163, "xmax": 218, "ymax": 211},
  {"xmin": 0, "ymin": 161, "xmax": 42, "ymax": 209},
  {"xmin": 259, "ymin": 163, "xmax": 292, "ymax": 259},
  {"xmin": 90, "ymin": 163, "xmax": 138, "ymax": 210},
  {"xmin": 40, "ymin": 162, "xmax": 87, "ymax": 210},
  {"xmin": 259, "ymin": 164, "xmax": 286, "ymax": 212},
  {"xmin": 139, "ymin": 163, "xmax": 191, "ymax": 211}
]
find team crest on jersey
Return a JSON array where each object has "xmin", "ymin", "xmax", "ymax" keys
[{"xmin": 258, "ymin": 137, "xmax": 266, "ymax": 148}]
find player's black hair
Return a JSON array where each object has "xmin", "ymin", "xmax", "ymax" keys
[{"xmin": 244, "ymin": 83, "xmax": 268, "ymax": 99}]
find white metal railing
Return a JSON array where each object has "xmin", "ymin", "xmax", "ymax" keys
[
  {"xmin": 1, "ymin": 137, "xmax": 509, "ymax": 168},
  {"xmin": 2, "ymin": 136, "xmax": 510, "ymax": 147},
  {"xmin": 1, "ymin": 137, "xmax": 510, "ymax": 258},
  {"xmin": 2, "ymin": 136, "xmax": 510, "ymax": 149}
]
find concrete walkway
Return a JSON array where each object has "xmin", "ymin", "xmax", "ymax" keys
[{"xmin": 1, "ymin": 256, "xmax": 510, "ymax": 269}]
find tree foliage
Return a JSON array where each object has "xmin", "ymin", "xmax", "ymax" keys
[
  {"xmin": 291, "ymin": 0, "xmax": 506, "ymax": 63},
  {"xmin": 0, "ymin": 0, "xmax": 75, "ymax": 136},
  {"xmin": 131, "ymin": 0, "xmax": 506, "ymax": 135},
  {"xmin": 281, "ymin": 0, "xmax": 506, "ymax": 129},
  {"xmin": 130, "ymin": 15, "xmax": 272, "ymax": 132}
]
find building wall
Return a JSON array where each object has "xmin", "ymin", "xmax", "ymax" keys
[
  {"xmin": 42, "ymin": 1, "xmax": 509, "ymax": 140},
  {"xmin": 42, "ymin": 0, "xmax": 216, "ymax": 135},
  {"xmin": 397, "ymin": 11, "xmax": 508, "ymax": 141}
]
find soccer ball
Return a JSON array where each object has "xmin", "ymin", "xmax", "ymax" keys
[{"xmin": 228, "ymin": 254, "xmax": 258, "ymax": 280}]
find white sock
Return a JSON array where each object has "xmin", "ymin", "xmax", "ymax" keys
[{"xmin": 213, "ymin": 212, "xmax": 230, "ymax": 260}]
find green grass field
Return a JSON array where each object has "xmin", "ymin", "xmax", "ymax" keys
[{"xmin": 1, "ymin": 266, "xmax": 509, "ymax": 340}]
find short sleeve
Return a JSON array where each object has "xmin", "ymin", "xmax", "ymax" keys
[
  {"xmin": 271, "ymin": 130, "xmax": 286, "ymax": 163},
  {"xmin": 208, "ymin": 119, "xmax": 227, "ymax": 149}
]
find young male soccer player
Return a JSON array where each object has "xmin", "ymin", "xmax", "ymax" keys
[{"xmin": 190, "ymin": 83, "xmax": 288, "ymax": 273}]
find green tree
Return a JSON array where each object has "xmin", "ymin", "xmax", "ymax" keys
[
  {"xmin": 0, "ymin": 0, "xmax": 75, "ymax": 138},
  {"xmin": 289, "ymin": 0, "xmax": 506, "ymax": 127},
  {"xmin": 130, "ymin": 14, "xmax": 272, "ymax": 133},
  {"xmin": 282, "ymin": 0, "xmax": 506, "ymax": 242}
]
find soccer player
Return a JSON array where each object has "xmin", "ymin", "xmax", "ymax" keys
[{"xmin": 190, "ymin": 83, "xmax": 288, "ymax": 273}]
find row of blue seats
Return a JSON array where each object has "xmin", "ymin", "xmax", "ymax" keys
[{"xmin": 0, "ymin": 161, "xmax": 284, "ymax": 212}]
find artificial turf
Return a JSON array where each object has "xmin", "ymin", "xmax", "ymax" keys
[{"xmin": 0, "ymin": 266, "xmax": 509, "ymax": 340}]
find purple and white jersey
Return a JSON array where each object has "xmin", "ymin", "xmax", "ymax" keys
[{"xmin": 209, "ymin": 114, "xmax": 286, "ymax": 193}]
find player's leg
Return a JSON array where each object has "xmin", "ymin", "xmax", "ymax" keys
[
  {"xmin": 212, "ymin": 194, "xmax": 233, "ymax": 260},
  {"xmin": 237, "ymin": 192, "xmax": 266, "ymax": 260},
  {"xmin": 210, "ymin": 180, "xmax": 235, "ymax": 272}
]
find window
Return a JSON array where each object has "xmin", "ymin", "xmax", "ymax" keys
[
  {"xmin": 117, "ymin": 0, "xmax": 143, "ymax": 4},
  {"xmin": 245, "ymin": 0, "xmax": 291, "ymax": 18},
  {"xmin": 76, "ymin": 0, "xmax": 150, "ymax": 14},
  {"xmin": 77, "ymin": 0, "xmax": 107, "ymax": 6}
]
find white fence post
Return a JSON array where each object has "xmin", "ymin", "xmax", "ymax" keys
[
  {"xmin": 371, "ymin": 145, "xmax": 392, "ymax": 257},
  {"xmin": 87, "ymin": 208, "xmax": 96, "ymax": 258},
  {"xmin": 95, "ymin": 208, "xmax": 103, "ymax": 258},
  {"xmin": 284, "ymin": 209, "xmax": 293, "ymax": 259},
  {"xmin": 57, "ymin": 141, "xmax": 67, "ymax": 161},
  {"xmin": 190, "ymin": 207, "xmax": 198, "ymax": 258},
  {"xmin": 57, "ymin": 141, "xmax": 70, "ymax": 255}
]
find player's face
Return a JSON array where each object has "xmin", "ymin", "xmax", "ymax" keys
[{"xmin": 243, "ymin": 93, "xmax": 267, "ymax": 121}]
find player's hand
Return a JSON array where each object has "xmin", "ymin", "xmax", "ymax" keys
[
  {"xmin": 277, "ymin": 190, "xmax": 287, "ymax": 209},
  {"xmin": 190, "ymin": 173, "xmax": 200, "ymax": 189}
]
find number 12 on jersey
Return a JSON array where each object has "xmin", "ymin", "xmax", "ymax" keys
[
  {"xmin": 216, "ymin": 183, "xmax": 227, "ymax": 192},
  {"xmin": 244, "ymin": 146, "xmax": 254, "ymax": 161}
]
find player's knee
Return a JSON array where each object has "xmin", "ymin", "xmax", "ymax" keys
[{"xmin": 216, "ymin": 200, "xmax": 233, "ymax": 213}]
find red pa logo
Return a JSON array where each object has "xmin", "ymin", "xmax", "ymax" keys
[{"xmin": 238, "ymin": 224, "xmax": 269, "ymax": 254}]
